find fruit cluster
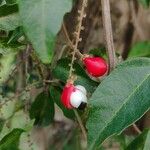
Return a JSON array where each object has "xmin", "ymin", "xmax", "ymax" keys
[{"xmin": 61, "ymin": 55, "xmax": 108, "ymax": 110}]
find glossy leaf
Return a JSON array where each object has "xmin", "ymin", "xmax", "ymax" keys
[
  {"xmin": 86, "ymin": 58, "xmax": 150, "ymax": 149},
  {"xmin": 52, "ymin": 58, "xmax": 98, "ymax": 93},
  {"xmin": 18, "ymin": 0, "xmax": 72, "ymax": 64},
  {"xmin": 129, "ymin": 41, "xmax": 150, "ymax": 57},
  {"xmin": 30, "ymin": 92, "xmax": 54, "ymax": 126},
  {"xmin": 125, "ymin": 129, "xmax": 150, "ymax": 150},
  {"xmin": 0, "ymin": 128, "xmax": 24, "ymax": 150},
  {"xmin": 50, "ymin": 86, "xmax": 75, "ymax": 119},
  {"xmin": 0, "ymin": 4, "xmax": 20, "ymax": 31}
]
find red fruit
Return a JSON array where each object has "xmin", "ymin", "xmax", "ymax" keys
[
  {"xmin": 83, "ymin": 56, "xmax": 107, "ymax": 77},
  {"xmin": 61, "ymin": 83, "xmax": 75, "ymax": 109},
  {"xmin": 61, "ymin": 84, "xmax": 87, "ymax": 109}
]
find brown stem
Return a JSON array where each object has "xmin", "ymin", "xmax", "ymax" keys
[
  {"xmin": 133, "ymin": 123, "xmax": 142, "ymax": 134},
  {"xmin": 62, "ymin": 22, "xmax": 83, "ymax": 58},
  {"xmin": 101, "ymin": 0, "xmax": 117, "ymax": 72},
  {"xmin": 62, "ymin": 22, "xmax": 74, "ymax": 49}
]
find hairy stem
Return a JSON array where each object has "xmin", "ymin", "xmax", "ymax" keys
[
  {"xmin": 101, "ymin": 0, "xmax": 117, "ymax": 72},
  {"xmin": 68, "ymin": 0, "xmax": 87, "ymax": 79},
  {"xmin": 62, "ymin": 22, "xmax": 83, "ymax": 58}
]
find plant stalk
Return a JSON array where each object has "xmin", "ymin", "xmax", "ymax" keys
[{"xmin": 101, "ymin": 0, "xmax": 117, "ymax": 72}]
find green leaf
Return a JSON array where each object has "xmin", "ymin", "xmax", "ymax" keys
[
  {"xmin": 50, "ymin": 86, "xmax": 75, "ymax": 119},
  {"xmin": 29, "ymin": 92, "xmax": 54, "ymax": 126},
  {"xmin": 86, "ymin": 58, "xmax": 150, "ymax": 149},
  {"xmin": 89, "ymin": 47, "xmax": 107, "ymax": 58},
  {"xmin": 0, "ymin": 4, "xmax": 20, "ymax": 31},
  {"xmin": 113, "ymin": 134, "xmax": 127, "ymax": 150},
  {"xmin": 129, "ymin": 41, "xmax": 150, "ymax": 57},
  {"xmin": 0, "ymin": 3, "xmax": 18, "ymax": 15},
  {"xmin": 7, "ymin": 27, "xmax": 24, "ymax": 44},
  {"xmin": 125, "ymin": 129, "xmax": 150, "ymax": 150},
  {"xmin": 5, "ymin": 0, "xmax": 17, "ymax": 5},
  {"xmin": 52, "ymin": 58, "xmax": 98, "ymax": 93},
  {"xmin": 18, "ymin": 0, "xmax": 72, "ymax": 64},
  {"xmin": 0, "ymin": 128, "xmax": 24, "ymax": 150},
  {"xmin": 0, "ymin": 0, "xmax": 6, "ymax": 6},
  {"xmin": 0, "ymin": 43, "xmax": 16, "ymax": 84},
  {"xmin": 0, "ymin": 0, "xmax": 17, "ymax": 5},
  {"xmin": 138, "ymin": 0, "xmax": 150, "ymax": 7}
]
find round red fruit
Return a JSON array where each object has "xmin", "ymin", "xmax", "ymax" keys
[
  {"xmin": 61, "ymin": 84, "xmax": 87, "ymax": 109},
  {"xmin": 61, "ymin": 83, "xmax": 75, "ymax": 109},
  {"xmin": 83, "ymin": 56, "xmax": 107, "ymax": 77}
]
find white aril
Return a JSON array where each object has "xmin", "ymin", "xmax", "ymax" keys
[
  {"xmin": 75, "ymin": 85, "xmax": 87, "ymax": 95},
  {"xmin": 70, "ymin": 89, "xmax": 87, "ymax": 108}
]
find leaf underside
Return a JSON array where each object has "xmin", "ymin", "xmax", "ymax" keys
[{"xmin": 18, "ymin": 0, "xmax": 72, "ymax": 64}]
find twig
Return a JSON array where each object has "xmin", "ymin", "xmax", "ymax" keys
[
  {"xmin": 101, "ymin": 0, "xmax": 117, "ymax": 72},
  {"xmin": 0, "ymin": 82, "xmax": 41, "ymax": 108},
  {"xmin": 133, "ymin": 123, "xmax": 142, "ymax": 134},
  {"xmin": 25, "ymin": 44, "xmax": 30, "ymax": 85},
  {"xmin": 68, "ymin": 0, "xmax": 87, "ymax": 78},
  {"xmin": 129, "ymin": 0, "xmax": 146, "ymax": 41},
  {"xmin": 62, "ymin": 22, "xmax": 83, "ymax": 59},
  {"xmin": 62, "ymin": 22, "xmax": 74, "ymax": 49},
  {"xmin": 43, "ymin": 79, "xmax": 60, "ymax": 84},
  {"xmin": 74, "ymin": 109, "xmax": 87, "ymax": 141}
]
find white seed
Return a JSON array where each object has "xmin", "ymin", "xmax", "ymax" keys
[
  {"xmin": 70, "ymin": 90, "xmax": 87, "ymax": 108},
  {"xmin": 75, "ymin": 85, "xmax": 87, "ymax": 95}
]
